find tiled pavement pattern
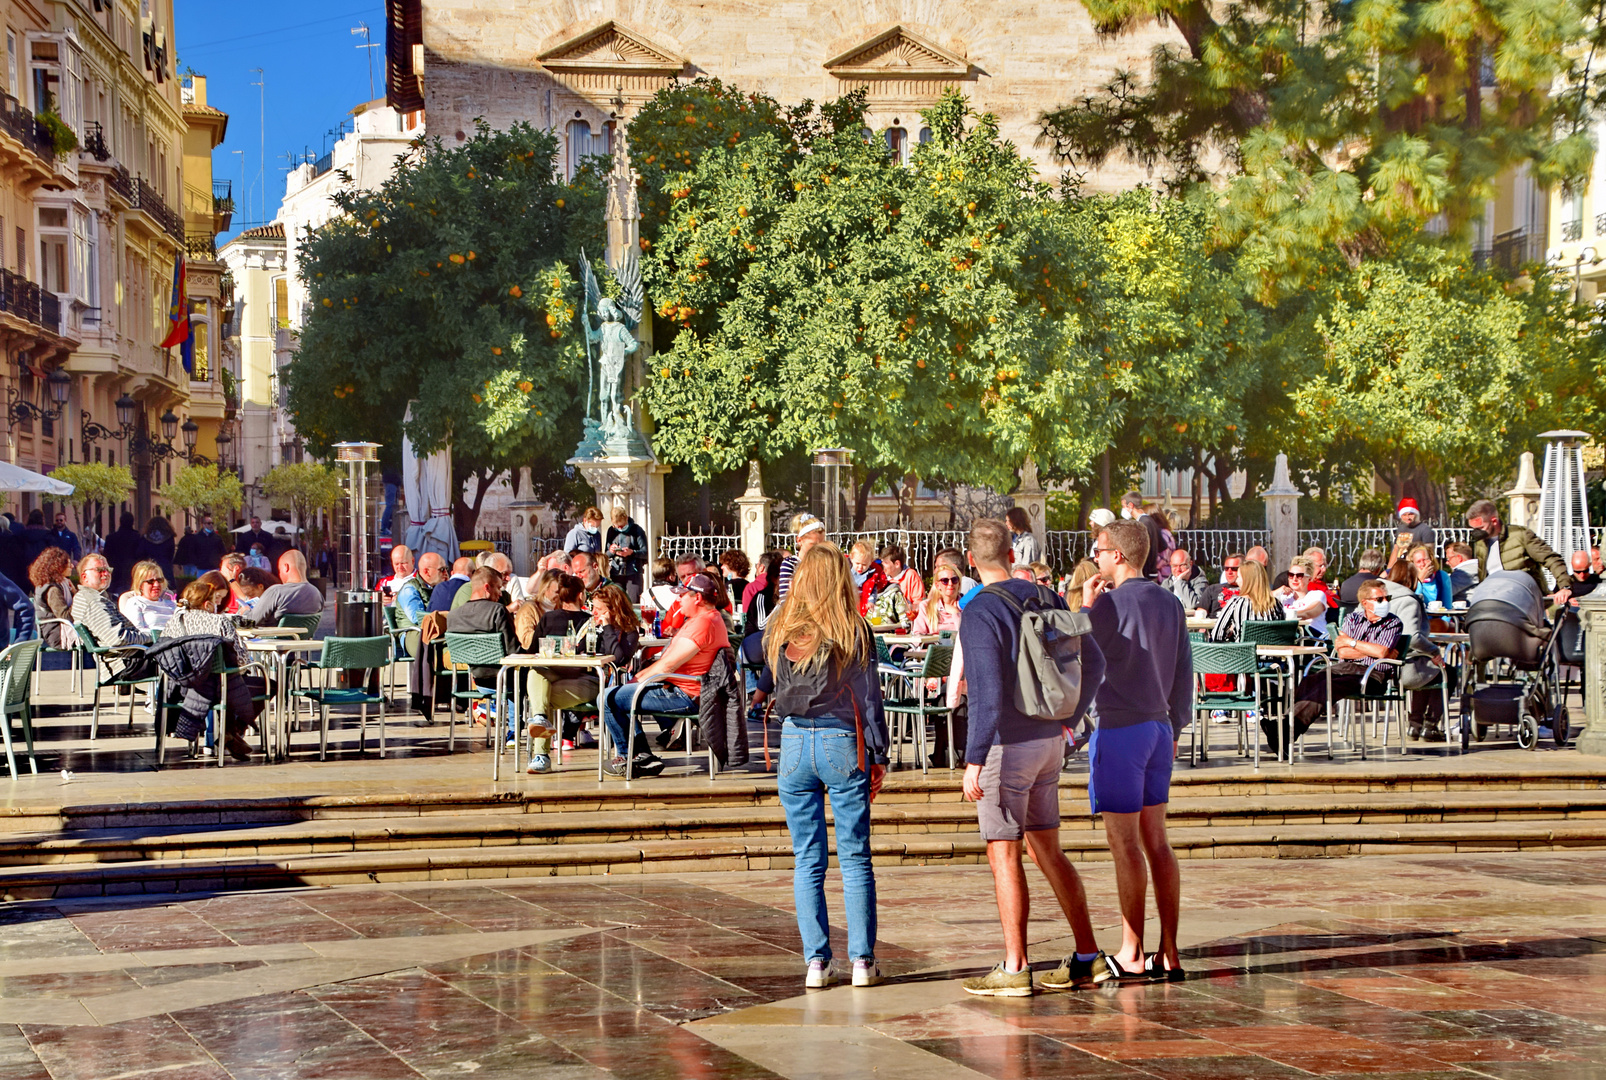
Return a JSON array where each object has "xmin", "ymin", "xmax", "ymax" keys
[{"xmin": 0, "ymin": 852, "xmax": 1601, "ymax": 1077}]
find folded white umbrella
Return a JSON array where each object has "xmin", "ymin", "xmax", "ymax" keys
[
  {"xmin": 0, "ymin": 460, "xmax": 73, "ymax": 495},
  {"xmin": 401, "ymin": 402, "xmax": 458, "ymax": 563}
]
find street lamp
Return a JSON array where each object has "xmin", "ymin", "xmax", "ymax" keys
[
  {"xmin": 45, "ymin": 367, "xmax": 69, "ymax": 408},
  {"xmin": 180, "ymin": 417, "xmax": 198, "ymax": 453},
  {"xmin": 215, "ymin": 429, "xmax": 233, "ymax": 470},
  {"xmin": 7, "ymin": 366, "xmax": 72, "ymax": 430},
  {"xmin": 114, "ymin": 393, "xmax": 135, "ymax": 429},
  {"xmin": 159, "ymin": 409, "xmax": 178, "ymax": 443}
]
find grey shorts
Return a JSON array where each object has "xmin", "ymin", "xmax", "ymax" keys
[{"xmin": 976, "ymin": 736, "xmax": 1064, "ymax": 841}]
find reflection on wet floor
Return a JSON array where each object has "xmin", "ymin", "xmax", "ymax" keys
[{"xmin": 0, "ymin": 851, "xmax": 1600, "ymax": 1077}]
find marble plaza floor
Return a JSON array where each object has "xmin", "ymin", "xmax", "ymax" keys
[{"xmin": 0, "ymin": 851, "xmax": 1601, "ymax": 1078}]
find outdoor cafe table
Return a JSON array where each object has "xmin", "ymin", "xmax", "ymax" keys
[
  {"xmin": 1251, "ymin": 644, "xmax": 1335, "ymax": 764},
  {"xmin": 490, "ymin": 653, "xmax": 614, "ymax": 781},
  {"xmin": 238, "ymin": 625, "xmax": 306, "ymax": 639},
  {"xmin": 1430, "ymin": 631, "xmax": 1472, "ymax": 743},
  {"xmin": 1186, "ymin": 617, "xmax": 1216, "ymax": 633},
  {"xmin": 882, "ymin": 634, "xmax": 939, "ymax": 649},
  {"xmin": 242, "ymin": 637, "xmax": 324, "ymax": 761}
]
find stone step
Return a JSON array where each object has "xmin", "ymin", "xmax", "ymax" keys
[
  {"xmin": 3, "ymin": 762, "xmax": 1601, "ymax": 836},
  {"xmin": 6, "ymin": 817, "xmax": 1606, "ymax": 899},
  {"xmin": 3, "ymin": 786, "xmax": 1604, "ymax": 868}
]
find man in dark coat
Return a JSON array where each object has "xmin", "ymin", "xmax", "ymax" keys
[
  {"xmin": 103, "ymin": 512, "xmax": 144, "ymax": 595},
  {"xmin": 18, "ymin": 510, "xmax": 53, "ymax": 572},
  {"xmin": 235, "ymin": 515, "xmax": 272, "ymax": 555},
  {"xmin": 187, "ymin": 514, "xmax": 227, "ymax": 574},
  {"xmin": 49, "ymin": 512, "xmax": 80, "ymax": 561}
]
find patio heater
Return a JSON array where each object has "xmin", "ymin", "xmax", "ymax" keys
[
  {"xmin": 811, "ymin": 447, "xmax": 852, "ymax": 536},
  {"xmin": 333, "ymin": 442, "xmax": 381, "ymax": 684},
  {"xmin": 1535, "ymin": 430, "xmax": 1594, "ymax": 572}
]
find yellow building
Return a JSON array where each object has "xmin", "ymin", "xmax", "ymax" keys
[{"xmin": 179, "ymin": 73, "xmax": 229, "ymax": 484}]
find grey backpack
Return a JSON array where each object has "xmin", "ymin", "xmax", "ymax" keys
[{"xmin": 980, "ymin": 583, "xmax": 1093, "ymax": 722}]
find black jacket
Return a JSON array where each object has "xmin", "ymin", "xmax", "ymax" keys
[
  {"xmin": 698, "ymin": 645, "xmax": 748, "ymax": 770},
  {"xmin": 236, "ymin": 528, "xmax": 272, "ymax": 555},
  {"xmin": 186, "ymin": 529, "xmax": 227, "ymax": 573},
  {"xmin": 604, "ymin": 520, "xmax": 648, "ymax": 582},
  {"xmin": 102, "ymin": 527, "xmax": 143, "ymax": 594}
]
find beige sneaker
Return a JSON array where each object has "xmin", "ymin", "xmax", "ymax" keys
[
  {"xmin": 1041, "ymin": 952, "xmax": 1112, "ymax": 990},
  {"xmin": 962, "ymin": 963, "xmax": 1034, "ymax": 997}
]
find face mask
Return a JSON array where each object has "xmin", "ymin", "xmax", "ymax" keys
[
  {"xmin": 1467, "ymin": 528, "xmax": 1488, "ymax": 545},
  {"xmin": 584, "ymin": 525, "xmax": 599, "ymax": 534},
  {"xmin": 1120, "ymin": 507, "xmax": 1136, "ymax": 520}
]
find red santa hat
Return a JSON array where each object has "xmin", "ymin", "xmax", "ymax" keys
[{"xmin": 1397, "ymin": 498, "xmax": 1420, "ymax": 516}]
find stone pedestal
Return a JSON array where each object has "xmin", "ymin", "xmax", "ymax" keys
[
  {"xmin": 734, "ymin": 460, "xmax": 773, "ymax": 565},
  {"xmin": 1504, "ymin": 451, "xmax": 1542, "ymax": 530},
  {"xmin": 1011, "ymin": 458, "xmax": 1047, "ymax": 552},
  {"xmin": 1574, "ymin": 590, "xmax": 1606, "ymax": 756},
  {"xmin": 508, "ymin": 469, "xmax": 539, "ymax": 577},
  {"xmin": 570, "ymin": 453, "xmax": 667, "ymax": 563},
  {"xmin": 1261, "ymin": 453, "xmax": 1302, "ymax": 573}
]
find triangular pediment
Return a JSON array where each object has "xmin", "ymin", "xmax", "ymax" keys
[
  {"xmin": 538, "ymin": 21, "xmax": 685, "ymax": 76},
  {"xmin": 824, "ymin": 25, "xmax": 970, "ymax": 79}
]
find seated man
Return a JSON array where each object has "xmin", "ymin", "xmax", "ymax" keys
[
  {"xmin": 1267, "ymin": 579, "xmax": 1402, "ymax": 756},
  {"xmin": 396, "ymin": 552, "xmax": 444, "ymax": 629},
  {"xmin": 1339, "ymin": 548, "xmax": 1385, "ymax": 606},
  {"xmin": 243, "ymin": 550, "xmax": 323, "ymax": 627},
  {"xmin": 377, "ymin": 544, "xmax": 415, "ymax": 604},
  {"xmin": 1200, "ymin": 553, "xmax": 1242, "ymax": 617},
  {"xmin": 444, "ymin": 567, "xmax": 519, "ymax": 694},
  {"xmin": 70, "ymin": 554, "xmax": 154, "ymax": 679},
  {"xmin": 1444, "ymin": 542, "xmax": 1478, "ymax": 602},
  {"xmin": 571, "ymin": 550, "xmax": 610, "ymax": 600},
  {"xmin": 435, "ymin": 557, "xmax": 474, "ymax": 612},
  {"xmin": 1164, "ymin": 548, "xmax": 1209, "ymax": 615},
  {"xmin": 600, "ymin": 573, "xmax": 726, "ymax": 778}
]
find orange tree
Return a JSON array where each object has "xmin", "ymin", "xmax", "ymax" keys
[
  {"xmin": 284, "ymin": 121, "xmax": 601, "ymax": 519},
  {"xmin": 632, "ymin": 88, "xmax": 1111, "ymax": 495}
]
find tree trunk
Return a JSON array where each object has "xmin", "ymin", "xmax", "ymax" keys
[
  {"xmin": 897, "ymin": 471, "xmax": 916, "ymax": 527},
  {"xmin": 1189, "ymin": 446, "xmax": 1203, "ymax": 526},
  {"xmin": 1100, "ymin": 449, "xmax": 1111, "ymax": 509},
  {"xmin": 454, "ymin": 468, "xmax": 500, "ymax": 538},
  {"xmin": 853, "ymin": 468, "xmax": 886, "ymax": 531}
]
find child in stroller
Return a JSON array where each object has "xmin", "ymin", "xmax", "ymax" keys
[{"xmin": 1461, "ymin": 572, "xmax": 1568, "ymax": 750}]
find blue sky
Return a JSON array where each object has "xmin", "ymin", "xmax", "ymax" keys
[{"xmin": 174, "ymin": 0, "xmax": 387, "ymax": 243}]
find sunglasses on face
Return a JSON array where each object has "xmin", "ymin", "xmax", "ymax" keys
[
  {"xmin": 936, "ymin": 576, "xmax": 960, "ymax": 585},
  {"xmin": 1036, "ymin": 576, "xmax": 1052, "ymax": 584},
  {"xmin": 1288, "ymin": 572, "xmax": 1307, "ymax": 579}
]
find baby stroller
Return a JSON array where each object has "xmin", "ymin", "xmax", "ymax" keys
[{"xmin": 1460, "ymin": 572, "xmax": 1567, "ymax": 751}]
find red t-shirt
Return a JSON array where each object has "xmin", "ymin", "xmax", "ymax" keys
[{"xmin": 664, "ymin": 608, "xmax": 725, "ymax": 697}]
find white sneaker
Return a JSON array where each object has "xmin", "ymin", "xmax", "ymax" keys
[
  {"xmin": 852, "ymin": 959, "xmax": 883, "ymax": 987},
  {"xmin": 576, "ymin": 728, "xmax": 597, "ymax": 748},
  {"xmin": 805, "ymin": 959, "xmax": 838, "ymax": 989},
  {"xmin": 1211, "ymin": 710, "xmax": 1235, "ymax": 725}
]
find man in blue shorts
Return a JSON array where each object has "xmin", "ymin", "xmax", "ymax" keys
[
  {"xmin": 958, "ymin": 518, "xmax": 1109, "ymax": 997},
  {"xmin": 1080, "ymin": 519, "xmax": 1192, "ymax": 982}
]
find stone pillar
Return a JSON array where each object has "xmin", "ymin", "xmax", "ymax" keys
[
  {"xmin": 1011, "ymin": 458, "xmax": 1047, "ymax": 552},
  {"xmin": 508, "ymin": 467, "xmax": 539, "ymax": 577},
  {"xmin": 1261, "ymin": 453, "xmax": 1301, "ymax": 573},
  {"xmin": 1504, "ymin": 451, "xmax": 1542, "ymax": 530},
  {"xmin": 734, "ymin": 460, "xmax": 773, "ymax": 566},
  {"xmin": 1574, "ymin": 589, "xmax": 1606, "ymax": 755},
  {"xmin": 570, "ymin": 453, "xmax": 666, "ymax": 563}
]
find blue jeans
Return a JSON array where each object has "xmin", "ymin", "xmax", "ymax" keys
[
  {"xmin": 602, "ymin": 681, "xmax": 694, "ymax": 756},
  {"xmin": 777, "ymin": 717, "xmax": 876, "ymax": 963}
]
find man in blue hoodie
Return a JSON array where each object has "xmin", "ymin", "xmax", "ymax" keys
[
  {"xmin": 958, "ymin": 518, "xmax": 1108, "ymax": 997},
  {"xmin": 1080, "ymin": 519, "xmax": 1192, "ymax": 983}
]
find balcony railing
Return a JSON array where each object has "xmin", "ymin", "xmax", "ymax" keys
[
  {"xmin": 1563, "ymin": 219, "xmax": 1583, "ymax": 242},
  {"xmin": 106, "ymin": 162, "xmax": 133, "ymax": 202},
  {"xmin": 0, "ymin": 94, "xmax": 52, "ymax": 161},
  {"xmin": 185, "ymin": 232, "xmax": 217, "ymax": 260},
  {"xmin": 0, "ymin": 268, "xmax": 61, "ymax": 333},
  {"xmin": 1491, "ymin": 229, "xmax": 1547, "ymax": 274},
  {"xmin": 310, "ymin": 150, "xmax": 332, "ymax": 179},
  {"xmin": 131, "ymin": 177, "xmax": 185, "ymax": 241},
  {"xmin": 82, "ymin": 121, "xmax": 110, "ymax": 161}
]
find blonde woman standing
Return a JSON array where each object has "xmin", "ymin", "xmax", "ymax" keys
[{"xmin": 752, "ymin": 543, "xmax": 889, "ymax": 989}]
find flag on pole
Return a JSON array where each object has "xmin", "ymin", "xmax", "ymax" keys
[{"xmin": 158, "ymin": 253, "xmax": 189, "ymax": 351}]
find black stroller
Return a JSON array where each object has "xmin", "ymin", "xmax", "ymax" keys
[{"xmin": 1460, "ymin": 572, "xmax": 1568, "ymax": 751}]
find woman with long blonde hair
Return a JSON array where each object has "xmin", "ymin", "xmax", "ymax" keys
[
  {"xmin": 1207, "ymin": 560, "xmax": 1287, "ymax": 642},
  {"xmin": 754, "ymin": 542, "xmax": 889, "ymax": 990}
]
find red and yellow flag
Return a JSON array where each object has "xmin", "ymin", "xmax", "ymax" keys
[{"xmin": 158, "ymin": 253, "xmax": 189, "ymax": 349}]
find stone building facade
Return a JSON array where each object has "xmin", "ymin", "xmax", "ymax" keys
[{"xmin": 386, "ymin": 1, "xmax": 1178, "ymax": 191}]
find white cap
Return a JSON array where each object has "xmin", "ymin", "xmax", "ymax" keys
[{"xmin": 1088, "ymin": 508, "xmax": 1117, "ymax": 528}]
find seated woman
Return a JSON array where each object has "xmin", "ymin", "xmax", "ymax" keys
[
  {"xmin": 164, "ymin": 572, "xmax": 266, "ymax": 761},
  {"xmin": 28, "ymin": 547, "xmax": 74, "ymax": 650},
  {"xmin": 741, "ymin": 551, "xmax": 782, "ymax": 668},
  {"xmin": 645, "ymin": 556, "xmax": 679, "ymax": 614},
  {"xmin": 909, "ymin": 565, "xmax": 963, "ymax": 637},
  {"xmin": 119, "ymin": 560, "xmax": 176, "ymax": 633},
  {"xmin": 512, "ymin": 568, "xmax": 564, "ymax": 651},
  {"xmin": 1273, "ymin": 555, "xmax": 1329, "ymax": 635},
  {"xmin": 1408, "ymin": 545, "xmax": 1455, "ymax": 609},
  {"xmin": 536, "ymin": 575, "xmax": 591, "ymax": 641},
  {"xmin": 229, "ymin": 566, "xmax": 276, "ymax": 618},
  {"xmin": 1208, "ymin": 560, "xmax": 1287, "ymax": 642},
  {"xmin": 524, "ymin": 584, "xmax": 641, "ymax": 775}
]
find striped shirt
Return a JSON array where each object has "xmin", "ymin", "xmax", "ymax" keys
[{"xmin": 1207, "ymin": 595, "xmax": 1288, "ymax": 643}]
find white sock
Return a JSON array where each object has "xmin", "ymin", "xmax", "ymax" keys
[{"xmin": 1002, "ymin": 962, "xmax": 1026, "ymax": 974}]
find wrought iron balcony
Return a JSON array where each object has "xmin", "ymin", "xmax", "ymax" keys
[
  {"xmin": 106, "ymin": 162, "xmax": 133, "ymax": 203},
  {"xmin": 1562, "ymin": 219, "xmax": 1583, "ymax": 243},
  {"xmin": 82, "ymin": 121, "xmax": 110, "ymax": 161},
  {"xmin": 185, "ymin": 232, "xmax": 217, "ymax": 260},
  {"xmin": 131, "ymin": 177, "xmax": 185, "ymax": 241},
  {"xmin": 1491, "ymin": 229, "xmax": 1547, "ymax": 274},
  {"xmin": 0, "ymin": 268, "xmax": 61, "ymax": 333},
  {"xmin": 0, "ymin": 94, "xmax": 51, "ymax": 161}
]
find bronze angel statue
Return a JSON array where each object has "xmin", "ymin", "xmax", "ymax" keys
[{"xmin": 580, "ymin": 249, "xmax": 644, "ymax": 440}]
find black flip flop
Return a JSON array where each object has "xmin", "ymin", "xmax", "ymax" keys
[
  {"xmin": 1144, "ymin": 954, "xmax": 1186, "ymax": 983},
  {"xmin": 1104, "ymin": 954, "xmax": 1161, "ymax": 983}
]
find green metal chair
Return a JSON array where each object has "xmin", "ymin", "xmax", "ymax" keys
[
  {"xmin": 272, "ymin": 612, "xmax": 324, "ymax": 638},
  {"xmin": 882, "ymin": 642, "xmax": 953, "ymax": 774},
  {"xmin": 1190, "ymin": 642, "xmax": 1262, "ymax": 767},
  {"xmin": 0, "ymin": 639, "xmax": 42, "ymax": 777},
  {"xmin": 74, "ymin": 623, "xmax": 161, "ymax": 740},
  {"xmin": 35, "ymin": 618, "xmax": 84, "ymax": 695},
  {"xmin": 443, "ymin": 631, "xmax": 507, "ymax": 753},
  {"xmin": 291, "ymin": 636, "xmax": 391, "ymax": 759},
  {"xmin": 381, "ymin": 603, "xmax": 416, "ymax": 711}
]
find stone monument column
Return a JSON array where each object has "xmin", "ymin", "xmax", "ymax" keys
[
  {"xmin": 1011, "ymin": 458, "xmax": 1047, "ymax": 552},
  {"xmin": 1574, "ymin": 589, "xmax": 1606, "ymax": 756},
  {"xmin": 1261, "ymin": 453, "xmax": 1301, "ymax": 572},
  {"xmin": 734, "ymin": 460, "xmax": 773, "ymax": 565},
  {"xmin": 1504, "ymin": 451, "xmax": 1542, "ymax": 529},
  {"xmin": 508, "ymin": 467, "xmax": 539, "ymax": 576}
]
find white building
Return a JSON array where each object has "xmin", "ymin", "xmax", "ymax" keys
[{"xmin": 220, "ymin": 99, "xmax": 421, "ymax": 514}]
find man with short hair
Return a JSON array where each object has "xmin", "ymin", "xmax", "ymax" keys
[
  {"xmin": 433, "ymin": 557, "xmax": 474, "ymax": 613},
  {"xmin": 1120, "ymin": 491, "xmax": 1164, "ymax": 579},
  {"xmin": 1443, "ymin": 542, "xmax": 1477, "ymax": 601},
  {"xmin": 1465, "ymin": 499, "xmax": 1573, "ymax": 605},
  {"xmin": 1164, "ymin": 549, "xmax": 1208, "ymax": 614},
  {"xmin": 244, "ymin": 550, "xmax": 323, "ymax": 627},
  {"xmin": 604, "ymin": 506, "xmax": 647, "ymax": 601},
  {"xmin": 1274, "ymin": 579, "xmax": 1403, "ymax": 755},
  {"xmin": 960, "ymin": 518, "xmax": 1109, "ymax": 997},
  {"xmin": 599, "ymin": 572, "xmax": 727, "ymax": 778},
  {"xmin": 572, "ymin": 549, "xmax": 608, "ymax": 598},
  {"xmin": 50, "ymin": 512, "xmax": 80, "ymax": 561},
  {"xmin": 1340, "ymin": 548, "xmax": 1386, "ymax": 606},
  {"xmin": 563, "ymin": 507, "xmax": 604, "ymax": 555},
  {"xmin": 189, "ymin": 514, "xmax": 227, "ymax": 573},
  {"xmin": 1570, "ymin": 551, "xmax": 1600, "ymax": 598},
  {"xmin": 236, "ymin": 515, "xmax": 272, "ymax": 556},
  {"xmin": 377, "ymin": 545, "xmax": 415, "ymax": 602},
  {"xmin": 1079, "ymin": 519, "xmax": 1190, "ymax": 983},
  {"xmin": 1245, "ymin": 546, "xmax": 1269, "ymax": 568},
  {"xmin": 444, "ymin": 568, "xmax": 519, "ymax": 683},
  {"xmin": 1200, "ymin": 553, "xmax": 1243, "ymax": 618},
  {"xmin": 397, "ymin": 553, "xmax": 444, "ymax": 628},
  {"xmin": 71, "ymin": 554, "xmax": 153, "ymax": 673}
]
